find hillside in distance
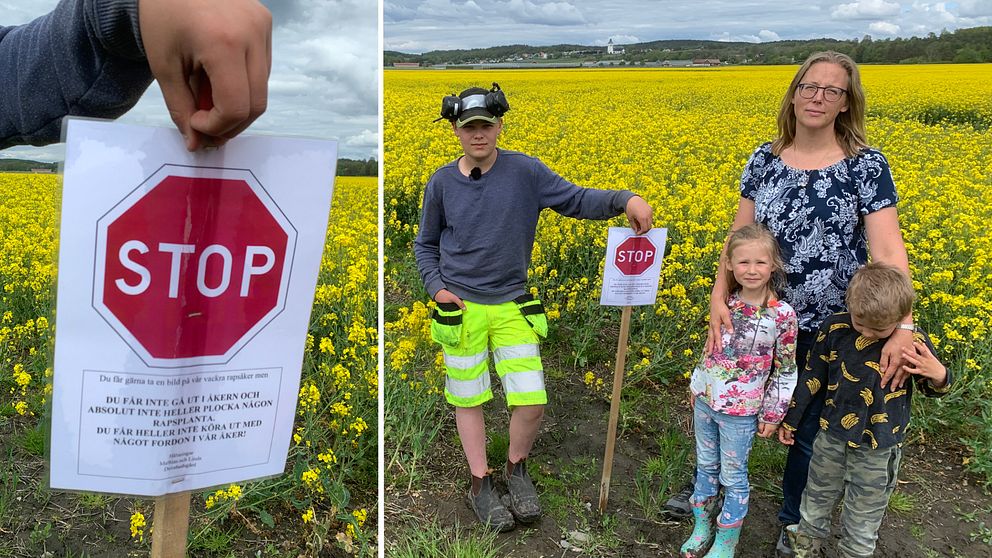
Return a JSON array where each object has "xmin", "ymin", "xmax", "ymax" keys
[{"xmin": 386, "ymin": 26, "xmax": 992, "ymax": 66}]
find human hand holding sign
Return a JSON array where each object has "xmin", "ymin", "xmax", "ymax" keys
[
  {"xmin": 625, "ymin": 195, "xmax": 653, "ymax": 235},
  {"xmin": 139, "ymin": 0, "xmax": 272, "ymax": 151}
]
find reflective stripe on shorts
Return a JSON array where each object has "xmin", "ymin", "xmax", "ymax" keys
[
  {"xmin": 502, "ymin": 369, "xmax": 545, "ymax": 395},
  {"xmin": 493, "ymin": 343, "xmax": 540, "ymax": 363},
  {"xmin": 445, "ymin": 373, "xmax": 492, "ymax": 400},
  {"xmin": 443, "ymin": 348, "xmax": 488, "ymax": 370}
]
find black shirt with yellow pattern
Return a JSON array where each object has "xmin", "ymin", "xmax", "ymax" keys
[{"xmin": 782, "ymin": 312, "xmax": 952, "ymax": 450}]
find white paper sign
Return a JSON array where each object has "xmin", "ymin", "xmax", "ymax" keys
[
  {"xmin": 599, "ymin": 227, "xmax": 667, "ymax": 306},
  {"xmin": 50, "ymin": 119, "xmax": 336, "ymax": 496}
]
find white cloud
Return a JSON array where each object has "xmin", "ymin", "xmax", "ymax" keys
[
  {"xmin": 345, "ymin": 130, "xmax": 379, "ymax": 148},
  {"xmin": 868, "ymin": 21, "xmax": 901, "ymax": 34},
  {"xmin": 832, "ymin": 0, "xmax": 901, "ymax": 19},
  {"xmin": 593, "ymin": 34, "xmax": 639, "ymax": 46},
  {"xmin": 417, "ymin": 0, "xmax": 486, "ymax": 18},
  {"xmin": 956, "ymin": 0, "xmax": 992, "ymax": 17},
  {"xmin": 384, "ymin": 1, "xmax": 420, "ymax": 22},
  {"xmin": 910, "ymin": 1, "xmax": 959, "ymax": 23},
  {"xmin": 712, "ymin": 31, "xmax": 765, "ymax": 43},
  {"xmin": 758, "ymin": 29, "xmax": 781, "ymax": 41},
  {"xmin": 503, "ymin": 0, "xmax": 587, "ymax": 25}
]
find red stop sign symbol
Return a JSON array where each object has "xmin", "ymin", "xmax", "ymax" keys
[
  {"xmin": 614, "ymin": 236, "xmax": 657, "ymax": 276},
  {"xmin": 93, "ymin": 165, "xmax": 296, "ymax": 368}
]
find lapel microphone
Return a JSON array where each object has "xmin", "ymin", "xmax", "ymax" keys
[{"xmin": 470, "ymin": 167, "xmax": 482, "ymax": 180}]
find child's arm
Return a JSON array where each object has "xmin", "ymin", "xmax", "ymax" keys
[
  {"xmin": 902, "ymin": 336, "xmax": 952, "ymax": 396},
  {"xmin": 779, "ymin": 322, "xmax": 831, "ymax": 444},
  {"xmin": 759, "ymin": 304, "xmax": 799, "ymax": 430}
]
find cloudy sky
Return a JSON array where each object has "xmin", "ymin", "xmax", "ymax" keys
[
  {"xmin": 385, "ymin": 0, "xmax": 992, "ymax": 53},
  {"xmin": 2, "ymin": 0, "xmax": 378, "ymax": 162}
]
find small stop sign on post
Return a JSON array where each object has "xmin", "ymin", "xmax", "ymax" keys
[
  {"xmin": 613, "ymin": 236, "xmax": 656, "ymax": 276},
  {"xmin": 93, "ymin": 165, "xmax": 297, "ymax": 368}
]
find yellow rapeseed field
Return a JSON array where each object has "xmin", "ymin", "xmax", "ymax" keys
[
  {"xmin": 384, "ymin": 66, "xmax": 992, "ymax": 480},
  {"xmin": 1, "ymin": 173, "xmax": 377, "ymax": 555}
]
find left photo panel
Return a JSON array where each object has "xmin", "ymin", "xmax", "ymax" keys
[{"xmin": 0, "ymin": 1, "xmax": 379, "ymax": 556}]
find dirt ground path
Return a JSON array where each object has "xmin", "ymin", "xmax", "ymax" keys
[{"xmin": 385, "ymin": 371, "xmax": 992, "ymax": 557}]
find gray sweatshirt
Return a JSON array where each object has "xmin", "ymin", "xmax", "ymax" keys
[
  {"xmin": 1, "ymin": 0, "xmax": 152, "ymax": 149},
  {"xmin": 414, "ymin": 149, "xmax": 635, "ymax": 304}
]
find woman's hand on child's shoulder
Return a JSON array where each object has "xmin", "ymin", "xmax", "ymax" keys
[{"xmin": 705, "ymin": 298, "xmax": 733, "ymax": 355}]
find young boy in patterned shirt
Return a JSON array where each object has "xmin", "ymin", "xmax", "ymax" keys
[{"xmin": 779, "ymin": 263, "xmax": 951, "ymax": 558}]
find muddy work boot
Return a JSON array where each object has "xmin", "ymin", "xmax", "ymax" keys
[
  {"xmin": 467, "ymin": 475, "xmax": 514, "ymax": 532},
  {"xmin": 663, "ymin": 481, "xmax": 695, "ymax": 519},
  {"xmin": 680, "ymin": 496, "xmax": 719, "ymax": 557},
  {"xmin": 504, "ymin": 459, "xmax": 541, "ymax": 524}
]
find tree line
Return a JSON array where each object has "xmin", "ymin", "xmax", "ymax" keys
[
  {"xmin": 337, "ymin": 157, "xmax": 378, "ymax": 177},
  {"xmin": 385, "ymin": 26, "xmax": 992, "ymax": 66}
]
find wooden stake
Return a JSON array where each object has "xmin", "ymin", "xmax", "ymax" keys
[
  {"xmin": 598, "ymin": 305, "xmax": 632, "ymax": 514},
  {"xmin": 151, "ymin": 491, "xmax": 191, "ymax": 558}
]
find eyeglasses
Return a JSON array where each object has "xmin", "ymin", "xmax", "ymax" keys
[{"xmin": 796, "ymin": 83, "xmax": 847, "ymax": 102}]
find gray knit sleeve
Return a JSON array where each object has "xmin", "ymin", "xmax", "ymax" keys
[
  {"xmin": 1, "ymin": 0, "xmax": 152, "ymax": 149},
  {"xmin": 534, "ymin": 157, "xmax": 635, "ymax": 219},
  {"xmin": 414, "ymin": 176, "xmax": 447, "ymax": 299}
]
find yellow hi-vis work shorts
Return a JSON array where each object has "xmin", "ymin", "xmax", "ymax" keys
[{"xmin": 430, "ymin": 296, "xmax": 547, "ymax": 408}]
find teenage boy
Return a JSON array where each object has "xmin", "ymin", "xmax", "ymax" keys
[
  {"xmin": 414, "ymin": 84, "xmax": 653, "ymax": 531},
  {"xmin": 779, "ymin": 263, "xmax": 951, "ymax": 558}
]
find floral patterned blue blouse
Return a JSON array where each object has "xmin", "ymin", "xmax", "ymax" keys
[{"xmin": 740, "ymin": 142, "xmax": 899, "ymax": 333}]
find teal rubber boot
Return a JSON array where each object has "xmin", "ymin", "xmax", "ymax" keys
[
  {"xmin": 703, "ymin": 524, "xmax": 742, "ymax": 558},
  {"xmin": 679, "ymin": 498, "xmax": 716, "ymax": 557}
]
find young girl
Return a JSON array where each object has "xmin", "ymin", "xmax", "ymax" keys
[{"xmin": 681, "ymin": 223, "xmax": 799, "ymax": 558}]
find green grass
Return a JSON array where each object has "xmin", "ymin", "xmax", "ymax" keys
[
  {"xmin": 77, "ymin": 491, "xmax": 112, "ymax": 511},
  {"xmin": 189, "ymin": 523, "xmax": 240, "ymax": 555},
  {"xmin": 485, "ymin": 432, "xmax": 509, "ymax": 467},
  {"xmin": 633, "ymin": 428, "xmax": 692, "ymax": 520},
  {"xmin": 0, "ymin": 451, "xmax": 19, "ymax": 525},
  {"xmin": 389, "ymin": 519, "xmax": 501, "ymax": 558},
  {"xmin": 749, "ymin": 436, "xmax": 788, "ymax": 495},
  {"xmin": 15, "ymin": 425, "xmax": 46, "ymax": 457},
  {"xmin": 384, "ymin": 369, "xmax": 447, "ymax": 490},
  {"xmin": 531, "ymin": 456, "xmax": 598, "ymax": 525},
  {"xmin": 887, "ymin": 490, "xmax": 916, "ymax": 514},
  {"xmin": 29, "ymin": 520, "xmax": 53, "ymax": 545},
  {"xmin": 911, "ymin": 523, "xmax": 926, "ymax": 541}
]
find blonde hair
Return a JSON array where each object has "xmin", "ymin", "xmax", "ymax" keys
[
  {"xmin": 724, "ymin": 223, "xmax": 786, "ymax": 298},
  {"xmin": 771, "ymin": 51, "xmax": 868, "ymax": 158},
  {"xmin": 845, "ymin": 263, "xmax": 914, "ymax": 328}
]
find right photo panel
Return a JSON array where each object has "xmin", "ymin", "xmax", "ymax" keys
[{"xmin": 382, "ymin": 3, "xmax": 992, "ymax": 557}]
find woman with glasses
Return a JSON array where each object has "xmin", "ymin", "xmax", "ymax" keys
[{"xmin": 688, "ymin": 51, "xmax": 915, "ymax": 558}]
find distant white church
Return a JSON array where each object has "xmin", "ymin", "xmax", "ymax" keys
[{"xmin": 607, "ymin": 38, "xmax": 625, "ymax": 55}]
